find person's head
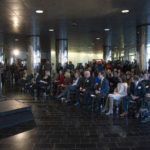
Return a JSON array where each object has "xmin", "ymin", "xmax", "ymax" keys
[
  {"xmin": 53, "ymin": 69, "xmax": 57, "ymax": 73},
  {"xmin": 59, "ymin": 70, "xmax": 63, "ymax": 74},
  {"xmin": 133, "ymin": 75, "xmax": 139, "ymax": 83},
  {"xmin": 45, "ymin": 70, "xmax": 50, "ymax": 76},
  {"xmin": 69, "ymin": 61, "xmax": 72, "ymax": 65},
  {"xmin": 113, "ymin": 71, "xmax": 118, "ymax": 77},
  {"xmin": 98, "ymin": 71, "xmax": 106, "ymax": 80},
  {"xmin": 64, "ymin": 72, "xmax": 71, "ymax": 78},
  {"xmin": 66, "ymin": 69, "xmax": 70, "ymax": 73},
  {"xmin": 121, "ymin": 75, "xmax": 127, "ymax": 83},
  {"xmin": 24, "ymin": 69, "xmax": 27, "ymax": 74},
  {"xmin": 34, "ymin": 69, "xmax": 39, "ymax": 74},
  {"xmin": 84, "ymin": 70, "xmax": 91, "ymax": 79},
  {"xmin": 46, "ymin": 60, "xmax": 50, "ymax": 64},
  {"xmin": 143, "ymin": 72, "xmax": 149, "ymax": 80},
  {"xmin": 74, "ymin": 72, "xmax": 80, "ymax": 79},
  {"xmin": 107, "ymin": 69, "xmax": 111, "ymax": 74}
]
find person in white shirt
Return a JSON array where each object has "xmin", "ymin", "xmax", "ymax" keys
[{"xmin": 102, "ymin": 76, "xmax": 128, "ymax": 115}]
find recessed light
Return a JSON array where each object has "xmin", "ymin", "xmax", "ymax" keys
[
  {"xmin": 121, "ymin": 10, "xmax": 129, "ymax": 14},
  {"xmin": 36, "ymin": 10, "xmax": 44, "ymax": 14},
  {"xmin": 104, "ymin": 28, "xmax": 110, "ymax": 31},
  {"xmin": 96, "ymin": 37, "xmax": 100, "ymax": 40},
  {"xmin": 49, "ymin": 29, "xmax": 54, "ymax": 32},
  {"xmin": 15, "ymin": 39, "xmax": 19, "ymax": 41}
]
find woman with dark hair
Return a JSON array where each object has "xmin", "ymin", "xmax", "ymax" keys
[{"xmin": 102, "ymin": 75, "xmax": 128, "ymax": 115}]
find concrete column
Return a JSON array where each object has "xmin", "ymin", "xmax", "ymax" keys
[
  {"xmin": 4, "ymin": 36, "xmax": 14, "ymax": 65},
  {"xmin": 103, "ymin": 31, "xmax": 112, "ymax": 61},
  {"xmin": 27, "ymin": 36, "xmax": 41, "ymax": 74},
  {"xmin": 56, "ymin": 25, "xmax": 68, "ymax": 66},
  {"xmin": 0, "ymin": 33, "xmax": 4, "ymax": 98},
  {"xmin": 50, "ymin": 32, "xmax": 56, "ymax": 66},
  {"xmin": 137, "ymin": 25, "xmax": 150, "ymax": 71},
  {"xmin": 0, "ymin": 33, "xmax": 4, "ymax": 64}
]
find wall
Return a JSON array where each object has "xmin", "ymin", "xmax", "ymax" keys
[{"xmin": 68, "ymin": 31, "xmax": 103, "ymax": 66}]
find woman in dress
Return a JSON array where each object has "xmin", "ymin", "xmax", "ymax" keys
[{"xmin": 102, "ymin": 75, "xmax": 128, "ymax": 115}]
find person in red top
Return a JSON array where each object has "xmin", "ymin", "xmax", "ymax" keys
[
  {"xmin": 56, "ymin": 72, "xmax": 72, "ymax": 95},
  {"xmin": 106, "ymin": 61, "xmax": 111, "ymax": 70},
  {"xmin": 56, "ymin": 70, "xmax": 64, "ymax": 86}
]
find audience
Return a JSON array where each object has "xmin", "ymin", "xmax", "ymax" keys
[{"xmin": 2, "ymin": 59, "xmax": 150, "ymax": 122}]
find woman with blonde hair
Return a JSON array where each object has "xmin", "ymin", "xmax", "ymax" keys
[
  {"xmin": 102, "ymin": 75, "xmax": 128, "ymax": 115},
  {"xmin": 56, "ymin": 71, "xmax": 72, "ymax": 95}
]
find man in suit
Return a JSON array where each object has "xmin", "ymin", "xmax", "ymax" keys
[
  {"xmin": 120, "ymin": 75, "xmax": 146, "ymax": 117},
  {"xmin": 74, "ymin": 70, "xmax": 94, "ymax": 108},
  {"xmin": 95, "ymin": 71, "xmax": 110, "ymax": 111},
  {"xmin": 140, "ymin": 73, "xmax": 150, "ymax": 123}
]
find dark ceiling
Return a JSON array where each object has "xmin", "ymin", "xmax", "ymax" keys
[{"xmin": 0, "ymin": 0, "xmax": 150, "ymax": 49}]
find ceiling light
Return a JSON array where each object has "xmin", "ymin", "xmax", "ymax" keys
[
  {"xmin": 104, "ymin": 28, "xmax": 110, "ymax": 31},
  {"xmin": 49, "ymin": 29, "xmax": 54, "ymax": 32},
  {"xmin": 35, "ymin": 10, "xmax": 44, "ymax": 14},
  {"xmin": 13, "ymin": 16, "xmax": 19, "ymax": 26},
  {"xmin": 121, "ymin": 10, "xmax": 130, "ymax": 14},
  {"xmin": 96, "ymin": 37, "xmax": 100, "ymax": 40},
  {"xmin": 15, "ymin": 39, "xmax": 19, "ymax": 41},
  {"xmin": 13, "ymin": 49, "xmax": 20, "ymax": 56}
]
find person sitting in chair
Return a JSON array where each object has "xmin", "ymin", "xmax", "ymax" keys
[
  {"xmin": 56, "ymin": 72, "xmax": 80, "ymax": 104},
  {"xmin": 56, "ymin": 71, "xmax": 72, "ymax": 95},
  {"xmin": 39, "ymin": 70, "xmax": 51, "ymax": 96},
  {"xmin": 74, "ymin": 70, "xmax": 94, "ymax": 108},
  {"xmin": 140, "ymin": 73, "xmax": 150, "ymax": 123},
  {"xmin": 120, "ymin": 75, "xmax": 146, "ymax": 118},
  {"xmin": 102, "ymin": 75, "xmax": 128, "ymax": 115},
  {"xmin": 95, "ymin": 71, "xmax": 110, "ymax": 111}
]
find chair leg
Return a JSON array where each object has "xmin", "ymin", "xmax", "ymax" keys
[{"xmin": 91, "ymin": 98, "xmax": 94, "ymax": 112}]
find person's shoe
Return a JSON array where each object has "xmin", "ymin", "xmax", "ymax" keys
[
  {"xmin": 74, "ymin": 102, "xmax": 80, "ymax": 107},
  {"xmin": 95, "ymin": 106, "xmax": 100, "ymax": 112},
  {"xmin": 87, "ymin": 106, "xmax": 92, "ymax": 111},
  {"xmin": 101, "ymin": 108, "xmax": 106, "ymax": 113},
  {"xmin": 56, "ymin": 94, "xmax": 62, "ymax": 99},
  {"xmin": 106, "ymin": 111, "xmax": 113, "ymax": 115},
  {"xmin": 65, "ymin": 100, "xmax": 71, "ymax": 104},
  {"xmin": 61, "ymin": 97, "xmax": 66, "ymax": 102},
  {"xmin": 134, "ymin": 113, "xmax": 139, "ymax": 119},
  {"xmin": 34, "ymin": 97, "xmax": 38, "ymax": 101},
  {"xmin": 120, "ymin": 112, "xmax": 128, "ymax": 117},
  {"xmin": 141, "ymin": 117, "xmax": 150, "ymax": 123}
]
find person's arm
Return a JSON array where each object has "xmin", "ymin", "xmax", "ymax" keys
[{"xmin": 141, "ymin": 84, "xmax": 146, "ymax": 97}]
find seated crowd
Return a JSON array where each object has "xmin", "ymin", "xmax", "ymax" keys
[{"xmin": 1, "ymin": 60, "xmax": 150, "ymax": 123}]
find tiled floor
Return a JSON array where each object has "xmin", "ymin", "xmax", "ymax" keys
[{"xmin": 0, "ymin": 88, "xmax": 150, "ymax": 150}]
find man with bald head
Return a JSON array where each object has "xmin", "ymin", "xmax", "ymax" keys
[{"xmin": 74, "ymin": 70, "xmax": 94, "ymax": 108}]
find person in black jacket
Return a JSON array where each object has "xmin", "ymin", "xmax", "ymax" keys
[
  {"xmin": 140, "ymin": 74, "xmax": 150, "ymax": 123},
  {"xmin": 39, "ymin": 70, "xmax": 51, "ymax": 96},
  {"xmin": 29, "ymin": 70, "xmax": 41, "ymax": 96},
  {"xmin": 74, "ymin": 70, "xmax": 94, "ymax": 108},
  {"xmin": 120, "ymin": 75, "xmax": 146, "ymax": 117},
  {"xmin": 109, "ymin": 71, "xmax": 120, "ymax": 93}
]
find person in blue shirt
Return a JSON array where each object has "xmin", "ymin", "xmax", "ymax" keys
[{"xmin": 92, "ymin": 71, "xmax": 99, "ymax": 84}]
